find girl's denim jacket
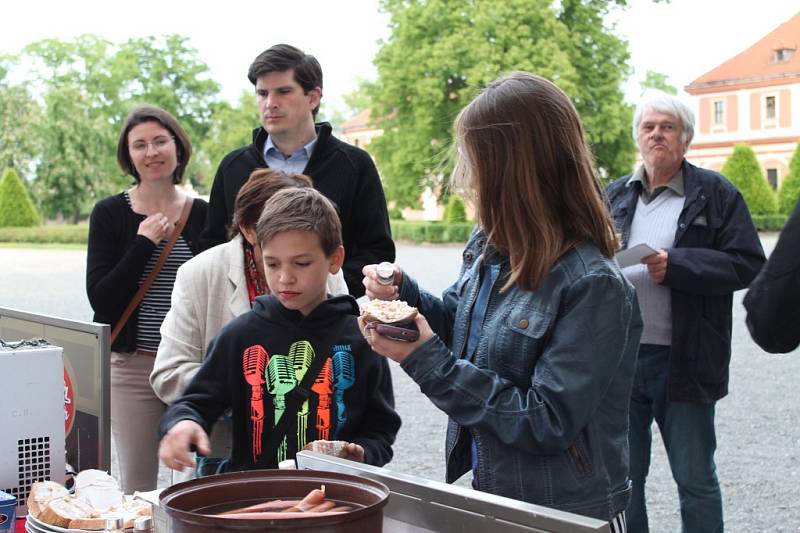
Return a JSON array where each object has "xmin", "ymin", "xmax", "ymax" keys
[{"xmin": 398, "ymin": 229, "xmax": 642, "ymax": 521}]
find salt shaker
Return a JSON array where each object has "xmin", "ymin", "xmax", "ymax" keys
[
  {"xmin": 103, "ymin": 517, "xmax": 124, "ymax": 533},
  {"xmin": 133, "ymin": 516, "xmax": 155, "ymax": 533},
  {"xmin": 376, "ymin": 262, "xmax": 395, "ymax": 286}
]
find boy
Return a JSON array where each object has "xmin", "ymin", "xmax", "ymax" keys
[{"xmin": 158, "ymin": 188, "xmax": 400, "ymax": 472}]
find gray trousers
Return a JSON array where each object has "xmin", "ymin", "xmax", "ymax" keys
[{"xmin": 110, "ymin": 351, "xmax": 165, "ymax": 493}]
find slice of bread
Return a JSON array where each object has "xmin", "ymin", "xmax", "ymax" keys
[
  {"xmin": 303, "ymin": 440, "xmax": 349, "ymax": 458},
  {"xmin": 69, "ymin": 498, "xmax": 152, "ymax": 530},
  {"xmin": 38, "ymin": 496, "xmax": 96, "ymax": 528},
  {"xmin": 27, "ymin": 480, "xmax": 70, "ymax": 518}
]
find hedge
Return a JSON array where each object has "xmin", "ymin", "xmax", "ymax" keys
[
  {"xmin": 390, "ymin": 220, "xmax": 474, "ymax": 243},
  {"xmin": 0, "ymin": 225, "xmax": 88, "ymax": 244},
  {"xmin": 751, "ymin": 214, "xmax": 788, "ymax": 232}
]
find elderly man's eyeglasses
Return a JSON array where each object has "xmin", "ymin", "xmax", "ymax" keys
[{"xmin": 130, "ymin": 136, "xmax": 175, "ymax": 154}]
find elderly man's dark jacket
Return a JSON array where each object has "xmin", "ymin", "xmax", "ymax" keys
[{"xmin": 606, "ymin": 160, "xmax": 765, "ymax": 403}]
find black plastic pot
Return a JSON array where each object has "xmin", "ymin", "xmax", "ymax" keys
[{"xmin": 159, "ymin": 469, "xmax": 389, "ymax": 532}]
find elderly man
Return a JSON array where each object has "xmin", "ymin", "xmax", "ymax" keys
[{"xmin": 606, "ymin": 92, "xmax": 765, "ymax": 533}]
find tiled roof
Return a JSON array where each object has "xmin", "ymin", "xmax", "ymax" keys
[
  {"xmin": 686, "ymin": 10, "xmax": 800, "ymax": 92},
  {"xmin": 340, "ymin": 109, "xmax": 372, "ymax": 132}
]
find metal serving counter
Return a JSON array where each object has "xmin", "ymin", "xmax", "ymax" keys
[{"xmin": 295, "ymin": 451, "xmax": 611, "ymax": 533}]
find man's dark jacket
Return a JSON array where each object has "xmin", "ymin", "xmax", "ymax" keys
[
  {"xmin": 606, "ymin": 160, "xmax": 765, "ymax": 402},
  {"xmin": 744, "ymin": 198, "xmax": 800, "ymax": 353},
  {"xmin": 200, "ymin": 122, "xmax": 395, "ymax": 297}
]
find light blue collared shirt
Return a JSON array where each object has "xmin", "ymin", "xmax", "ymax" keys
[{"xmin": 263, "ymin": 135, "xmax": 317, "ymax": 174}]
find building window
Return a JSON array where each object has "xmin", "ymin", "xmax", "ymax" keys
[
  {"xmin": 774, "ymin": 47, "xmax": 795, "ymax": 63},
  {"xmin": 767, "ymin": 168, "xmax": 778, "ymax": 190},
  {"xmin": 765, "ymin": 96, "xmax": 776, "ymax": 121},
  {"xmin": 713, "ymin": 101, "xmax": 724, "ymax": 126}
]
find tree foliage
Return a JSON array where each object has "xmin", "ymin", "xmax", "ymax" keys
[
  {"xmin": 3, "ymin": 34, "xmax": 223, "ymax": 220},
  {"xmin": 0, "ymin": 84, "xmax": 43, "ymax": 178},
  {"xmin": 204, "ymin": 90, "xmax": 260, "ymax": 174},
  {"xmin": 0, "ymin": 167, "xmax": 40, "ymax": 227},
  {"xmin": 778, "ymin": 143, "xmax": 800, "ymax": 215},
  {"xmin": 640, "ymin": 70, "xmax": 677, "ymax": 95},
  {"xmin": 368, "ymin": 0, "xmax": 635, "ymax": 207},
  {"xmin": 721, "ymin": 144, "xmax": 777, "ymax": 216}
]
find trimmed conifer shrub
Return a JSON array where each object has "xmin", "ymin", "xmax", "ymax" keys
[
  {"xmin": 443, "ymin": 194, "xmax": 467, "ymax": 224},
  {"xmin": 0, "ymin": 167, "xmax": 40, "ymax": 228},
  {"xmin": 778, "ymin": 142, "xmax": 800, "ymax": 215},
  {"xmin": 720, "ymin": 144, "xmax": 777, "ymax": 216}
]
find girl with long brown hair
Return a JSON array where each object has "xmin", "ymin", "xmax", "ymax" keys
[{"xmin": 360, "ymin": 72, "xmax": 642, "ymax": 528}]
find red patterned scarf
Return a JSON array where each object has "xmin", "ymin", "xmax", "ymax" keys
[{"xmin": 243, "ymin": 241, "xmax": 268, "ymax": 306}]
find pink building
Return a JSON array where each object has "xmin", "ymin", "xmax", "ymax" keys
[{"xmin": 685, "ymin": 10, "xmax": 800, "ymax": 189}]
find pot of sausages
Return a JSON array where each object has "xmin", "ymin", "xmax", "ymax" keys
[{"xmin": 159, "ymin": 469, "xmax": 389, "ymax": 532}]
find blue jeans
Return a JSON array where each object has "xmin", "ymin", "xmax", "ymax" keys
[{"xmin": 628, "ymin": 344, "xmax": 723, "ymax": 533}]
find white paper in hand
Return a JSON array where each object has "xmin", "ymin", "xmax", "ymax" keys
[{"xmin": 615, "ymin": 243, "xmax": 658, "ymax": 268}]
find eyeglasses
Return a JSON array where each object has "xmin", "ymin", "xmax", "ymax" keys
[{"xmin": 129, "ymin": 136, "xmax": 175, "ymax": 154}]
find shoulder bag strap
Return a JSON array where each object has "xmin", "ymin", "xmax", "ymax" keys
[{"xmin": 110, "ymin": 196, "xmax": 193, "ymax": 345}]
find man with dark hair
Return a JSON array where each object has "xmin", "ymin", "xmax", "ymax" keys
[{"xmin": 200, "ymin": 43, "xmax": 395, "ymax": 297}]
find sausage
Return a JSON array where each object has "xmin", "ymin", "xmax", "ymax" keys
[
  {"xmin": 282, "ymin": 486, "xmax": 326, "ymax": 513},
  {"xmin": 220, "ymin": 499, "xmax": 300, "ymax": 515},
  {"xmin": 214, "ymin": 510, "xmax": 347, "ymax": 519},
  {"xmin": 307, "ymin": 500, "xmax": 336, "ymax": 513}
]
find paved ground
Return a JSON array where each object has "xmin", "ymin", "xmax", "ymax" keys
[{"xmin": 1, "ymin": 238, "xmax": 798, "ymax": 532}]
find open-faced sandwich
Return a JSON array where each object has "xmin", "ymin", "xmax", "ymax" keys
[{"xmin": 360, "ymin": 298, "xmax": 417, "ymax": 326}]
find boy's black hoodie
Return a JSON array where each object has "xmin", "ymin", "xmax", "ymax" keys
[{"xmin": 159, "ymin": 294, "xmax": 401, "ymax": 469}]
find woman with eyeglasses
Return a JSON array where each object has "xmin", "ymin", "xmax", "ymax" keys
[{"xmin": 86, "ymin": 105, "xmax": 207, "ymax": 492}]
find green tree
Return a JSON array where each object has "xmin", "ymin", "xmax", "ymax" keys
[
  {"xmin": 19, "ymin": 34, "xmax": 223, "ymax": 212},
  {"xmin": 721, "ymin": 144, "xmax": 777, "ymax": 215},
  {"xmin": 640, "ymin": 70, "xmax": 677, "ymax": 95},
  {"xmin": 34, "ymin": 84, "xmax": 115, "ymax": 223},
  {"xmin": 368, "ymin": 0, "xmax": 635, "ymax": 207},
  {"xmin": 443, "ymin": 194, "xmax": 467, "ymax": 223},
  {"xmin": 204, "ymin": 90, "xmax": 260, "ymax": 178},
  {"xmin": 0, "ymin": 167, "xmax": 40, "ymax": 227},
  {"xmin": 0, "ymin": 84, "xmax": 43, "ymax": 177},
  {"xmin": 778, "ymin": 142, "xmax": 800, "ymax": 215}
]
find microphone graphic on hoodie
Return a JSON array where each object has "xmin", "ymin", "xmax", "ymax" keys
[
  {"xmin": 332, "ymin": 350, "xmax": 355, "ymax": 439},
  {"xmin": 266, "ymin": 354, "xmax": 297, "ymax": 462},
  {"xmin": 289, "ymin": 340, "xmax": 314, "ymax": 449},
  {"xmin": 242, "ymin": 344, "xmax": 269, "ymax": 463},
  {"xmin": 311, "ymin": 359, "xmax": 333, "ymax": 440}
]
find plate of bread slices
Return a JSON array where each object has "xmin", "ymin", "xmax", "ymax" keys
[{"xmin": 26, "ymin": 470, "xmax": 151, "ymax": 531}]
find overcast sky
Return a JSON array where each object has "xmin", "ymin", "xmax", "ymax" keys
[{"xmin": 2, "ymin": 0, "xmax": 799, "ymax": 113}]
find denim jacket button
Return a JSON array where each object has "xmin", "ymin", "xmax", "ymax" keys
[
  {"xmin": 464, "ymin": 251, "xmax": 474, "ymax": 263},
  {"xmin": 518, "ymin": 319, "xmax": 529, "ymax": 329}
]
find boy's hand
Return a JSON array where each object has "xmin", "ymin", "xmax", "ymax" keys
[
  {"xmin": 362, "ymin": 264, "xmax": 403, "ymax": 301},
  {"xmin": 344, "ymin": 442, "xmax": 365, "ymax": 463},
  {"xmin": 158, "ymin": 420, "xmax": 211, "ymax": 471},
  {"xmin": 358, "ymin": 313, "xmax": 434, "ymax": 363}
]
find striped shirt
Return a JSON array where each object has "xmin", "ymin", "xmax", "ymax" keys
[{"xmin": 124, "ymin": 192, "xmax": 194, "ymax": 352}]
